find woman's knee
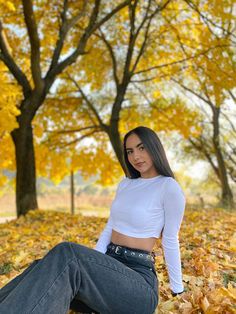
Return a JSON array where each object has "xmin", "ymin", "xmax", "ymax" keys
[
  {"xmin": 51, "ymin": 241, "xmax": 74, "ymax": 255},
  {"xmin": 50, "ymin": 241, "xmax": 91, "ymax": 261}
]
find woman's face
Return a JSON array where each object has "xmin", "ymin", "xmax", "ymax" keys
[{"xmin": 125, "ymin": 133, "xmax": 159, "ymax": 178}]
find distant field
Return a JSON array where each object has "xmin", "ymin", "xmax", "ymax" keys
[
  {"xmin": 0, "ymin": 190, "xmax": 223, "ymax": 222},
  {"xmin": 0, "ymin": 192, "xmax": 112, "ymax": 220}
]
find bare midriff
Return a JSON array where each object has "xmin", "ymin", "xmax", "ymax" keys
[{"xmin": 111, "ymin": 229, "xmax": 157, "ymax": 253}]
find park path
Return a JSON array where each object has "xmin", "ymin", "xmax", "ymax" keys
[{"xmin": 0, "ymin": 216, "xmax": 16, "ymax": 224}]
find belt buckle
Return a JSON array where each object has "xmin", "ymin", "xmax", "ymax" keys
[{"xmin": 114, "ymin": 245, "xmax": 122, "ymax": 255}]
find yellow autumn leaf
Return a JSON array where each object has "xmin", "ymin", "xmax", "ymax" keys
[
  {"xmin": 13, "ymin": 251, "xmax": 29, "ymax": 267},
  {"xmin": 201, "ymin": 296, "xmax": 210, "ymax": 312},
  {"xmin": 229, "ymin": 233, "xmax": 236, "ymax": 253}
]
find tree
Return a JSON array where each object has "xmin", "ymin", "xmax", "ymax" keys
[
  {"xmin": 169, "ymin": 0, "xmax": 236, "ymax": 208},
  {"xmin": 122, "ymin": 0, "xmax": 236, "ymax": 208},
  {"xmin": 37, "ymin": 0, "xmax": 208, "ymax": 187},
  {"xmin": 0, "ymin": 0, "xmax": 131, "ymax": 216}
]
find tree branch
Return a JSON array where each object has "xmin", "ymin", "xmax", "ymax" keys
[
  {"xmin": 184, "ymin": 0, "xmax": 236, "ymax": 42},
  {"xmin": 130, "ymin": 0, "xmax": 152, "ymax": 74},
  {"xmin": 49, "ymin": 0, "xmax": 87, "ymax": 71},
  {"xmin": 131, "ymin": 0, "xmax": 172, "ymax": 75},
  {"xmin": 171, "ymin": 77, "xmax": 215, "ymax": 107},
  {"xmin": 22, "ymin": 0, "xmax": 43, "ymax": 90},
  {"xmin": 120, "ymin": 0, "xmax": 139, "ymax": 84},
  {"xmin": 0, "ymin": 20, "xmax": 31, "ymax": 95},
  {"xmin": 188, "ymin": 137, "xmax": 220, "ymax": 178},
  {"xmin": 49, "ymin": 128, "xmax": 101, "ymax": 149},
  {"xmin": 66, "ymin": 73, "xmax": 105, "ymax": 127},
  {"xmin": 46, "ymin": 0, "xmax": 131, "ymax": 83},
  {"xmin": 53, "ymin": 125, "xmax": 99, "ymax": 135},
  {"xmin": 228, "ymin": 90, "xmax": 236, "ymax": 104},
  {"xmin": 96, "ymin": 29, "xmax": 119, "ymax": 88},
  {"xmin": 134, "ymin": 44, "xmax": 230, "ymax": 76},
  {"xmin": 221, "ymin": 110, "xmax": 236, "ymax": 134}
]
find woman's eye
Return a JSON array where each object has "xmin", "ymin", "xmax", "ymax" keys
[{"xmin": 139, "ymin": 146, "xmax": 144, "ymax": 150}]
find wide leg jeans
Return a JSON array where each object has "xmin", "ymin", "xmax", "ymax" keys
[{"xmin": 0, "ymin": 242, "xmax": 159, "ymax": 314}]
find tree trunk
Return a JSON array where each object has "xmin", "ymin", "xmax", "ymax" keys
[
  {"xmin": 11, "ymin": 122, "xmax": 38, "ymax": 217},
  {"xmin": 108, "ymin": 85, "xmax": 130, "ymax": 176},
  {"xmin": 212, "ymin": 107, "xmax": 234, "ymax": 209},
  {"xmin": 71, "ymin": 170, "xmax": 75, "ymax": 215},
  {"xmin": 213, "ymin": 141, "xmax": 234, "ymax": 209}
]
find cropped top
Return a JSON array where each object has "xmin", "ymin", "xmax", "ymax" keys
[{"xmin": 94, "ymin": 174, "xmax": 186, "ymax": 293}]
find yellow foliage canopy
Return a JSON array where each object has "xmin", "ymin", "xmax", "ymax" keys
[
  {"xmin": 0, "ymin": 65, "xmax": 21, "ymax": 137},
  {"xmin": 0, "ymin": 64, "xmax": 21, "ymax": 187}
]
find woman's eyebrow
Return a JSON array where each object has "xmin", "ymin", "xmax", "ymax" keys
[{"xmin": 126, "ymin": 142, "xmax": 143, "ymax": 150}]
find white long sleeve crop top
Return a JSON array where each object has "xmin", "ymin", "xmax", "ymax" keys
[{"xmin": 94, "ymin": 174, "xmax": 186, "ymax": 293}]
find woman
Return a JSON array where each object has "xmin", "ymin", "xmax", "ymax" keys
[{"xmin": 0, "ymin": 126, "xmax": 186, "ymax": 314}]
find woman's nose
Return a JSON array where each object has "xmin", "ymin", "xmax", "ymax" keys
[{"xmin": 133, "ymin": 152, "xmax": 140, "ymax": 160}]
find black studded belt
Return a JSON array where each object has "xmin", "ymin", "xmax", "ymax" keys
[{"xmin": 106, "ymin": 242, "xmax": 155, "ymax": 263}]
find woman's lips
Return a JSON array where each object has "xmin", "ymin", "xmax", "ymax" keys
[{"xmin": 135, "ymin": 162, "xmax": 145, "ymax": 167}]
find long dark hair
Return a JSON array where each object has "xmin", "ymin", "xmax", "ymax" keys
[{"xmin": 123, "ymin": 126, "xmax": 175, "ymax": 179}]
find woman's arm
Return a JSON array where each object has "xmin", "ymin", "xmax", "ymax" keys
[
  {"xmin": 161, "ymin": 178, "xmax": 186, "ymax": 294},
  {"xmin": 94, "ymin": 177, "xmax": 127, "ymax": 253},
  {"xmin": 94, "ymin": 214, "xmax": 113, "ymax": 253}
]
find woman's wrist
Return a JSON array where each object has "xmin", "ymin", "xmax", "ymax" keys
[{"xmin": 171, "ymin": 288, "xmax": 186, "ymax": 297}]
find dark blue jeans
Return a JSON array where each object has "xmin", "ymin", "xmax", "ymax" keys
[{"xmin": 0, "ymin": 242, "xmax": 158, "ymax": 314}]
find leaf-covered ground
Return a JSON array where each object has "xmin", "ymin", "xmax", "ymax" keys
[{"xmin": 0, "ymin": 207, "xmax": 235, "ymax": 313}]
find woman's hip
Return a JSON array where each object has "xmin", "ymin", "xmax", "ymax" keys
[
  {"xmin": 105, "ymin": 242, "xmax": 159, "ymax": 294},
  {"xmin": 69, "ymin": 242, "xmax": 159, "ymax": 313}
]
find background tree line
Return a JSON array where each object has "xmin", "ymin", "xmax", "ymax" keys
[{"xmin": 0, "ymin": 0, "xmax": 235, "ymax": 217}]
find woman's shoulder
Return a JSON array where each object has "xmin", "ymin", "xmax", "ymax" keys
[
  {"xmin": 163, "ymin": 176, "xmax": 185, "ymax": 196},
  {"xmin": 116, "ymin": 176, "xmax": 130, "ymax": 193}
]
